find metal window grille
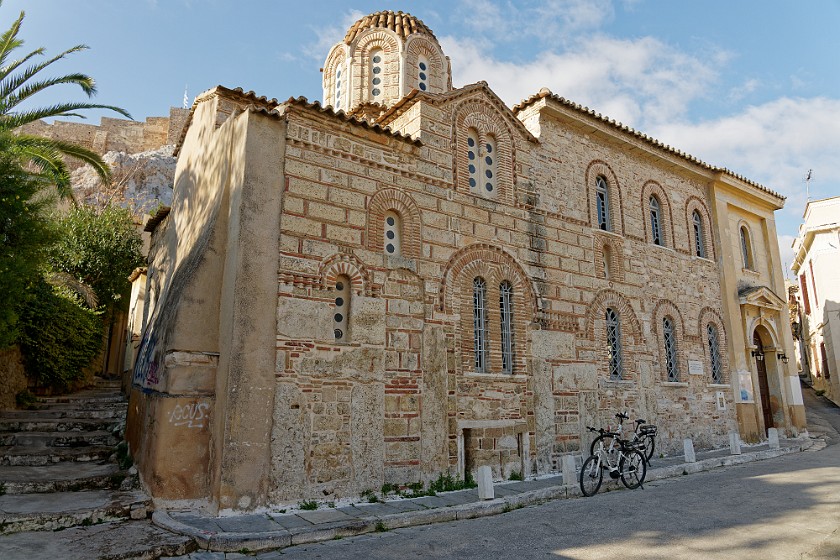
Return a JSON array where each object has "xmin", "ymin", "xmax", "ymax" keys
[
  {"xmin": 500, "ymin": 281, "xmax": 514, "ymax": 374},
  {"xmin": 693, "ymin": 211, "xmax": 705, "ymax": 257},
  {"xmin": 650, "ymin": 197, "xmax": 661, "ymax": 245},
  {"xmin": 473, "ymin": 277, "xmax": 487, "ymax": 372},
  {"xmin": 708, "ymin": 324, "xmax": 722, "ymax": 383},
  {"xmin": 664, "ymin": 317, "xmax": 678, "ymax": 381},
  {"xmin": 606, "ymin": 307, "xmax": 623, "ymax": 379},
  {"xmin": 596, "ymin": 177, "xmax": 610, "ymax": 231}
]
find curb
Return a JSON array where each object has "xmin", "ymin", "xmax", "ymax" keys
[{"xmin": 153, "ymin": 439, "xmax": 815, "ymax": 553}]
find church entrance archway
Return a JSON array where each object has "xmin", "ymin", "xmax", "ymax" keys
[{"xmin": 754, "ymin": 332, "xmax": 773, "ymax": 433}]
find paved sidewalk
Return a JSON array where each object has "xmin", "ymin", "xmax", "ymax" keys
[{"xmin": 155, "ymin": 437, "xmax": 816, "ymax": 557}]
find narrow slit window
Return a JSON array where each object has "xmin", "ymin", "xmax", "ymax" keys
[
  {"xmin": 384, "ymin": 210, "xmax": 401, "ymax": 257},
  {"xmin": 603, "ymin": 244, "xmax": 612, "ymax": 279},
  {"xmin": 693, "ymin": 210, "xmax": 705, "ymax": 258},
  {"xmin": 418, "ymin": 55, "xmax": 429, "ymax": 91},
  {"xmin": 708, "ymin": 324, "xmax": 722, "ymax": 383},
  {"xmin": 484, "ymin": 135, "xmax": 497, "ymax": 195},
  {"xmin": 467, "ymin": 128, "xmax": 480, "ymax": 194},
  {"xmin": 473, "ymin": 277, "xmax": 488, "ymax": 372},
  {"xmin": 370, "ymin": 49, "xmax": 383, "ymax": 100},
  {"xmin": 334, "ymin": 275, "xmax": 351, "ymax": 341},
  {"xmin": 596, "ymin": 176, "xmax": 611, "ymax": 231},
  {"xmin": 606, "ymin": 307, "xmax": 623, "ymax": 379},
  {"xmin": 500, "ymin": 281, "xmax": 514, "ymax": 374},
  {"xmin": 663, "ymin": 317, "xmax": 678, "ymax": 381},
  {"xmin": 650, "ymin": 196, "xmax": 662, "ymax": 245},
  {"xmin": 740, "ymin": 226, "xmax": 753, "ymax": 270},
  {"xmin": 334, "ymin": 66, "xmax": 342, "ymax": 110}
]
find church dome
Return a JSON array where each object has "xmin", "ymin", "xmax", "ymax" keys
[{"xmin": 343, "ymin": 11, "xmax": 439, "ymax": 45}]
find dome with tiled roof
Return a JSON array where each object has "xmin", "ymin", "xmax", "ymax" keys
[{"xmin": 343, "ymin": 11, "xmax": 438, "ymax": 44}]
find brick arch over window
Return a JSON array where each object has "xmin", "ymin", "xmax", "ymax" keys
[
  {"xmin": 319, "ymin": 253, "xmax": 370, "ymax": 296},
  {"xmin": 641, "ymin": 181, "xmax": 674, "ymax": 247},
  {"xmin": 441, "ymin": 245, "xmax": 536, "ymax": 375},
  {"xmin": 366, "ymin": 188, "xmax": 421, "ymax": 259},
  {"xmin": 593, "ymin": 234, "xmax": 624, "ymax": 281},
  {"xmin": 651, "ymin": 299, "xmax": 686, "ymax": 382},
  {"xmin": 453, "ymin": 100, "xmax": 516, "ymax": 204},
  {"xmin": 323, "ymin": 44, "xmax": 349, "ymax": 110},
  {"xmin": 439, "ymin": 244, "xmax": 541, "ymax": 316},
  {"xmin": 585, "ymin": 160, "xmax": 624, "ymax": 235},
  {"xmin": 404, "ymin": 36, "xmax": 447, "ymax": 94},
  {"xmin": 699, "ymin": 307, "xmax": 729, "ymax": 383},
  {"xmin": 352, "ymin": 30, "xmax": 401, "ymax": 104},
  {"xmin": 584, "ymin": 289, "xmax": 642, "ymax": 344},
  {"xmin": 685, "ymin": 196, "xmax": 715, "ymax": 260}
]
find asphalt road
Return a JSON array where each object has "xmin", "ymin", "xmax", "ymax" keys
[{"xmin": 277, "ymin": 385, "xmax": 840, "ymax": 559}]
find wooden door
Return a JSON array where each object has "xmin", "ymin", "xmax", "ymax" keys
[{"xmin": 754, "ymin": 334, "xmax": 773, "ymax": 433}]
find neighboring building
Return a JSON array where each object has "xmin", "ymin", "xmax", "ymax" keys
[
  {"xmin": 125, "ymin": 11, "xmax": 804, "ymax": 513},
  {"xmin": 791, "ymin": 196, "xmax": 840, "ymax": 404}
]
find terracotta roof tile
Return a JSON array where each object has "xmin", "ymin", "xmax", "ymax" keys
[
  {"xmin": 513, "ymin": 89, "xmax": 785, "ymax": 201},
  {"xmin": 344, "ymin": 11, "xmax": 438, "ymax": 44}
]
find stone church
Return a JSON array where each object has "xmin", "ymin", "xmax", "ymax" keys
[{"xmin": 124, "ymin": 11, "xmax": 805, "ymax": 513}]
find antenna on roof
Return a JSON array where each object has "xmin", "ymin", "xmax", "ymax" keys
[
  {"xmin": 805, "ymin": 169, "xmax": 812, "ymax": 201},
  {"xmin": 183, "ymin": 85, "xmax": 189, "ymax": 109}
]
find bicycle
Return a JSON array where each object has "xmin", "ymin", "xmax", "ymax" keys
[
  {"xmin": 589, "ymin": 412, "xmax": 657, "ymax": 464},
  {"xmin": 579, "ymin": 426, "xmax": 647, "ymax": 497}
]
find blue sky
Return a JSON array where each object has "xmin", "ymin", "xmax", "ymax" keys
[{"xmin": 9, "ymin": 0, "xmax": 840, "ymax": 269}]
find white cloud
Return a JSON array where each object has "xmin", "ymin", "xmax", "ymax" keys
[{"xmin": 306, "ymin": 9, "xmax": 365, "ymax": 62}]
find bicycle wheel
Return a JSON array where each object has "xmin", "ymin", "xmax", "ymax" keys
[
  {"xmin": 619, "ymin": 449, "xmax": 647, "ymax": 489},
  {"xmin": 579, "ymin": 455, "xmax": 603, "ymax": 497},
  {"xmin": 643, "ymin": 434, "xmax": 655, "ymax": 462},
  {"xmin": 589, "ymin": 434, "xmax": 613, "ymax": 457}
]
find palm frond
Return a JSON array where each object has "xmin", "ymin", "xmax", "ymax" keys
[
  {"xmin": 0, "ymin": 9, "xmax": 24, "ymax": 70},
  {"xmin": 0, "ymin": 102, "xmax": 132, "ymax": 130},
  {"xmin": 0, "ymin": 46, "xmax": 44, "ymax": 83},
  {"xmin": 16, "ymin": 140, "xmax": 75, "ymax": 202},
  {"xmin": 2, "ymin": 73, "xmax": 96, "ymax": 110},
  {"xmin": 46, "ymin": 272, "xmax": 99, "ymax": 308},
  {"xmin": 43, "ymin": 137, "xmax": 112, "ymax": 183}
]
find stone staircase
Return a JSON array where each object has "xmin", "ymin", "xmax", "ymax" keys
[{"xmin": 0, "ymin": 378, "xmax": 152, "ymax": 534}]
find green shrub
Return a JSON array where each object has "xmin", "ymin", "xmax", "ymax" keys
[
  {"xmin": 508, "ymin": 470, "xmax": 523, "ymax": 481},
  {"xmin": 15, "ymin": 389, "xmax": 37, "ymax": 409},
  {"xmin": 298, "ymin": 499, "xmax": 318, "ymax": 511},
  {"xmin": 17, "ymin": 279, "xmax": 102, "ymax": 390}
]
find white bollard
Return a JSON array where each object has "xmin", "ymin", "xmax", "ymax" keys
[
  {"xmin": 768, "ymin": 428, "xmax": 780, "ymax": 450},
  {"xmin": 683, "ymin": 438, "xmax": 696, "ymax": 463},
  {"xmin": 477, "ymin": 465, "xmax": 494, "ymax": 500},
  {"xmin": 729, "ymin": 432, "xmax": 742, "ymax": 455},
  {"xmin": 561, "ymin": 455, "xmax": 577, "ymax": 486}
]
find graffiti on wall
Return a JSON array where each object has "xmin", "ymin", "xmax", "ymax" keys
[{"xmin": 169, "ymin": 402, "xmax": 210, "ymax": 429}]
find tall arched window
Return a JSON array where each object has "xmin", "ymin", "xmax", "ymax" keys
[
  {"xmin": 334, "ymin": 66, "xmax": 343, "ymax": 111},
  {"xmin": 484, "ymin": 135, "xmax": 497, "ymax": 195},
  {"xmin": 708, "ymin": 324, "xmax": 722, "ymax": 383},
  {"xmin": 334, "ymin": 275, "xmax": 351, "ymax": 341},
  {"xmin": 384, "ymin": 210, "xmax": 401, "ymax": 257},
  {"xmin": 649, "ymin": 196, "xmax": 662, "ymax": 245},
  {"xmin": 370, "ymin": 48, "xmax": 383, "ymax": 100},
  {"xmin": 693, "ymin": 210, "xmax": 706, "ymax": 258},
  {"xmin": 418, "ymin": 55, "xmax": 429, "ymax": 91},
  {"xmin": 499, "ymin": 281, "xmax": 514, "ymax": 374},
  {"xmin": 473, "ymin": 277, "xmax": 488, "ymax": 372},
  {"xmin": 467, "ymin": 128, "xmax": 480, "ymax": 195},
  {"xmin": 606, "ymin": 307, "xmax": 623, "ymax": 379},
  {"xmin": 663, "ymin": 317, "xmax": 678, "ymax": 381},
  {"xmin": 740, "ymin": 226, "xmax": 753, "ymax": 269},
  {"xmin": 596, "ymin": 176, "xmax": 611, "ymax": 231}
]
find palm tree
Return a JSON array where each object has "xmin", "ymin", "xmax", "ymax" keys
[{"xmin": 0, "ymin": 3, "xmax": 132, "ymax": 201}]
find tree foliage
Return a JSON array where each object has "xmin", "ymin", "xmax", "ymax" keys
[{"xmin": 48, "ymin": 205, "xmax": 144, "ymax": 313}]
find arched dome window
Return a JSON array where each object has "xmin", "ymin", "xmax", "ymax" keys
[
  {"xmin": 370, "ymin": 48, "xmax": 384, "ymax": 100},
  {"xmin": 418, "ymin": 55, "xmax": 430, "ymax": 91}
]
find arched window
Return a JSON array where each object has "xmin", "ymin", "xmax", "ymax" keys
[
  {"xmin": 708, "ymin": 324, "xmax": 722, "ymax": 383},
  {"xmin": 499, "ymin": 281, "xmax": 514, "ymax": 374},
  {"xmin": 334, "ymin": 66, "xmax": 343, "ymax": 111},
  {"xmin": 473, "ymin": 277, "xmax": 488, "ymax": 372},
  {"xmin": 467, "ymin": 128, "xmax": 480, "ymax": 195},
  {"xmin": 334, "ymin": 275, "xmax": 351, "ymax": 341},
  {"xmin": 649, "ymin": 196, "xmax": 662, "ymax": 245},
  {"xmin": 370, "ymin": 48, "xmax": 383, "ymax": 100},
  {"xmin": 740, "ymin": 226, "xmax": 753, "ymax": 270},
  {"xmin": 418, "ymin": 55, "xmax": 429, "ymax": 91},
  {"xmin": 484, "ymin": 135, "xmax": 497, "ymax": 195},
  {"xmin": 384, "ymin": 210, "xmax": 401, "ymax": 257},
  {"xmin": 663, "ymin": 317, "xmax": 678, "ymax": 381},
  {"xmin": 603, "ymin": 244, "xmax": 612, "ymax": 280},
  {"xmin": 693, "ymin": 210, "xmax": 706, "ymax": 258},
  {"xmin": 596, "ymin": 176, "xmax": 611, "ymax": 231},
  {"xmin": 606, "ymin": 307, "xmax": 623, "ymax": 379}
]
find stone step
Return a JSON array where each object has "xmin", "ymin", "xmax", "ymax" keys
[
  {"xmin": 0, "ymin": 462, "xmax": 120, "ymax": 494},
  {"xmin": 36, "ymin": 393, "xmax": 125, "ymax": 406},
  {"xmin": 0, "ymin": 445, "xmax": 115, "ymax": 466},
  {"xmin": 0, "ymin": 417, "xmax": 123, "ymax": 434},
  {"xmin": 0, "ymin": 489, "xmax": 150, "ymax": 534},
  {"xmin": 0, "ymin": 408, "xmax": 126, "ymax": 420},
  {"xmin": 0, "ymin": 430, "xmax": 120, "ymax": 448}
]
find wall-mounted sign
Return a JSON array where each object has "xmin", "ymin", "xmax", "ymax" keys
[
  {"xmin": 738, "ymin": 370, "xmax": 754, "ymax": 402},
  {"xmin": 716, "ymin": 391, "xmax": 726, "ymax": 411},
  {"xmin": 688, "ymin": 360, "xmax": 704, "ymax": 375}
]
